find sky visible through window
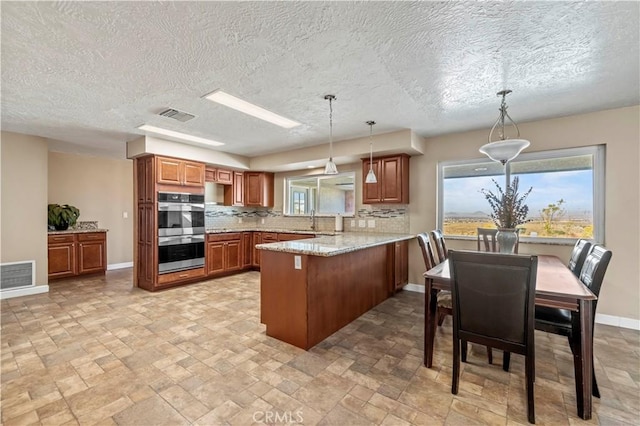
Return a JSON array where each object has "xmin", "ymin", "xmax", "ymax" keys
[{"xmin": 444, "ymin": 170, "xmax": 593, "ymax": 220}]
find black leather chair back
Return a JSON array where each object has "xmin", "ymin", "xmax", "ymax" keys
[
  {"xmin": 430, "ymin": 229, "xmax": 448, "ymax": 263},
  {"xmin": 568, "ymin": 239, "xmax": 592, "ymax": 277},
  {"xmin": 449, "ymin": 250, "xmax": 537, "ymax": 351},
  {"xmin": 417, "ymin": 232, "xmax": 437, "ymax": 270},
  {"xmin": 579, "ymin": 245, "xmax": 612, "ymax": 299}
]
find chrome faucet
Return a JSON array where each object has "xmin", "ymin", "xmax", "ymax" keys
[{"xmin": 310, "ymin": 209, "xmax": 316, "ymax": 231}]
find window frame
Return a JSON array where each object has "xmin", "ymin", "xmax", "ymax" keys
[{"xmin": 437, "ymin": 145, "xmax": 605, "ymax": 244}]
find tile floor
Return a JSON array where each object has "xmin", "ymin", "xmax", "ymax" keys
[{"xmin": 1, "ymin": 270, "xmax": 639, "ymax": 425}]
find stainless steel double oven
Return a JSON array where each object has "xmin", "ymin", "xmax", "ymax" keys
[{"xmin": 157, "ymin": 192, "xmax": 205, "ymax": 274}]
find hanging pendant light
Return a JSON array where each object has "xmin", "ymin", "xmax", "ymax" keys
[
  {"xmin": 365, "ymin": 120, "xmax": 378, "ymax": 184},
  {"xmin": 323, "ymin": 94, "xmax": 338, "ymax": 175},
  {"xmin": 479, "ymin": 90, "xmax": 530, "ymax": 165}
]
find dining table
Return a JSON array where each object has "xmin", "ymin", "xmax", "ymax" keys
[{"xmin": 423, "ymin": 254, "xmax": 597, "ymax": 420}]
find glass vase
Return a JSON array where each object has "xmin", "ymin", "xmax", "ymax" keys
[{"xmin": 496, "ymin": 228, "xmax": 518, "ymax": 254}]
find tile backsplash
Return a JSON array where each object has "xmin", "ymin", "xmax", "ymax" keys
[{"xmin": 205, "ymin": 204, "xmax": 409, "ymax": 234}]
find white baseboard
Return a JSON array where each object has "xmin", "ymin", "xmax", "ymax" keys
[
  {"xmin": 403, "ymin": 283, "xmax": 640, "ymax": 331},
  {"xmin": 107, "ymin": 262, "xmax": 133, "ymax": 270},
  {"xmin": 0, "ymin": 285, "xmax": 49, "ymax": 300}
]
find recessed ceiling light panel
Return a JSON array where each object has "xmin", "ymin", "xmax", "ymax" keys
[
  {"xmin": 204, "ymin": 90, "xmax": 301, "ymax": 129},
  {"xmin": 137, "ymin": 124, "xmax": 224, "ymax": 147}
]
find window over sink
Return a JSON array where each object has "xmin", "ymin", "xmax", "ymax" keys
[{"xmin": 285, "ymin": 172, "xmax": 356, "ymax": 216}]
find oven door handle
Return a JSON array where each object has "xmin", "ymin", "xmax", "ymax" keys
[{"xmin": 158, "ymin": 234, "xmax": 205, "ymax": 246}]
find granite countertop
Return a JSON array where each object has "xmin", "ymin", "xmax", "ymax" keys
[
  {"xmin": 48, "ymin": 228, "xmax": 109, "ymax": 235},
  {"xmin": 256, "ymin": 232, "xmax": 415, "ymax": 257},
  {"xmin": 206, "ymin": 228, "xmax": 336, "ymax": 236}
]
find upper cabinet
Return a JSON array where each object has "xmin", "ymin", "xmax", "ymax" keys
[
  {"xmin": 245, "ymin": 172, "xmax": 274, "ymax": 207},
  {"xmin": 205, "ymin": 167, "xmax": 233, "ymax": 185},
  {"xmin": 362, "ymin": 154, "xmax": 410, "ymax": 204},
  {"xmin": 224, "ymin": 171, "xmax": 245, "ymax": 206},
  {"xmin": 156, "ymin": 156, "xmax": 205, "ymax": 187}
]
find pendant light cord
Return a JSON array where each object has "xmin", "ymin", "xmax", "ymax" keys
[
  {"xmin": 329, "ymin": 96, "xmax": 334, "ymax": 160},
  {"xmin": 368, "ymin": 121, "xmax": 375, "ymax": 170}
]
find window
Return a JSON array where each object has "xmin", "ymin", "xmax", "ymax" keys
[
  {"xmin": 438, "ymin": 146, "xmax": 605, "ymax": 242},
  {"xmin": 285, "ymin": 172, "xmax": 355, "ymax": 216}
]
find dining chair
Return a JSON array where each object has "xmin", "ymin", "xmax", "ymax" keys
[
  {"xmin": 477, "ymin": 228, "xmax": 498, "ymax": 252},
  {"xmin": 567, "ymin": 239, "xmax": 592, "ymax": 277},
  {"xmin": 430, "ymin": 229, "xmax": 448, "ymax": 263},
  {"xmin": 449, "ymin": 250, "xmax": 538, "ymax": 424},
  {"xmin": 535, "ymin": 244, "xmax": 612, "ymax": 398},
  {"xmin": 417, "ymin": 235, "xmax": 494, "ymax": 364}
]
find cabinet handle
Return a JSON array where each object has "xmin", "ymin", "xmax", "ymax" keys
[
  {"xmin": 179, "ymin": 274, "xmax": 189, "ymax": 278},
  {"xmin": 53, "ymin": 237, "xmax": 65, "ymax": 241}
]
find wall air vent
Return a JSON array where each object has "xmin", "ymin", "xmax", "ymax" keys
[
  {"xmin": 158, "ymin": 108, "xmax": 196, "ymax": 122},
  {"xmin": 1, "ymin": 261, "xmax": 35, "ymax": 290}
]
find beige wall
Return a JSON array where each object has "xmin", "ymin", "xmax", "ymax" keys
[
  {"xmin": 48, "ymin": 151, "xmax": 134, "ymax": 265},
  {"xmin": 408, "ymin": 105, "xmax": 640, "ymax": 320},
  {"xmin": 1, "ymin": 132, "xmax": 49, "ymax": 285}
]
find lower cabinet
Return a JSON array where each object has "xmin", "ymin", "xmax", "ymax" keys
[
  {"xmin": 252, "ymin": 232, "xmax": 262, "ymax": 268},
  {"xmin": 390, "ymin": 240, "xmax": 409, "ymax": 293},
  {"xmin": 207, "ymin": 233, "xmax": 242, "ymax": 276},
  {"xmin": 48, "ymin": 232, "xmax": 107, "ymax": 280}
]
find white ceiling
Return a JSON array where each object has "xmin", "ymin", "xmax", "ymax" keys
[{"xmin": 2, "ymin": 1, "xmax": 639, "ymax": 159}]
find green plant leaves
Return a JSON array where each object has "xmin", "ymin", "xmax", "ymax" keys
[{"xmin": 48, "ymin": 203, "xmax": 80, "ymax": 227}]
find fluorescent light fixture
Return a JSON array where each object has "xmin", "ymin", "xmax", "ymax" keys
[
  {"xmin": 137, "ymin": 125, "xmax": 224, "ymax": 147},
  {"xmin": 204, "ymin": 90, "xmax": 301, "ymax": 129}
]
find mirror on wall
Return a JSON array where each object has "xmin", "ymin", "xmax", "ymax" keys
[{"xmin": 285, "ymin": 172, "xmax": 355, "ymax": 216}]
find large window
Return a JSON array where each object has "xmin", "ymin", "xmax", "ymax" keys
[
  {"xmin": 285, "ymin": 172, "xmax": 356, "ymax": 216},
  {"xmin": 438, "ymin": 146, "xmax": 605, "ymax": 242}
]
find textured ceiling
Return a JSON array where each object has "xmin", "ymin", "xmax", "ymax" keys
[{"xmin": 1, "ymin": 1, "xmax": 639, "ymax": 159}]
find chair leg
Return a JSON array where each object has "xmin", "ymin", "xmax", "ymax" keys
[
  {"xmin": 525, "ymin": 354, "xmax": 536, "ymax": 424},
  {"xmin": 593, "ymin": 364, "xmax": 601, "ymax": 398},
  {"xmin": 452, "ymin": 337, "xmax": 460, "ymax": 395},
  {"xmin": 437, "ymin": 309, "xmax": 447, "ymax": 326},
  {"xmin": 503, "ymin": 351, "xmax": 511, "ymax": 372},
  {"xmin": 461, "ymin": 340, "xmax": 468, "ymax": 363},
  {"xmin": 486, "ymin": 347, "xmax": 493, "ymax": 364}
]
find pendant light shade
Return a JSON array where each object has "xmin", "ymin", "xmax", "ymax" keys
[
  {"xmin": 479, "ymin": 90, "xmax": 530, "ymax": 165},
  {"xmin": 324, "ymin": 94, "xmax": 338, "ymax": 175},
  {"xmin": 365, "ymin": 120, "xmax": 378, "ymax": 184}
]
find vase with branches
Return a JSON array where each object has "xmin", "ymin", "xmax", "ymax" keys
[{"xmin": 480, "ymin": 176, "xmax": 532, "ymax": 252}]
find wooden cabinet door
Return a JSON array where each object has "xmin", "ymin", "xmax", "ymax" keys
[
  {"xmin": 183, "ymin": 161, "xmax": 205, "ymax": 187},
  {"xmin": 156, "ymin": 156, "xmax": 182, "ymax": 185},
  {"xmin": 216, "ymin": 169, "xmax": 233, "ymax": 185},
  {"xmin": 380, "ymin": 157, "xmax": 403, "ymax": 203},
  {"xmin": 48, "ymin": 242, "xmax": 76, "ymax": 278},
  {"xmin": 207, "ymin": 242, "xmax": 225, "ymax": 275},
  {"xmin": 232, "ymin": 171, "xmax": 244, "ymax": 206},
  {"xmin": 78, "ymin": 241, "xmax": 106, "ymax": 274},
  {"xmin": 245, "ymin": 172, "xmax": 263, "ymax": 206},
  {"xmin": 242, "ymin": 232, "xmax": 253, "ymax": 268},
  {"xmin": 136, "ymin": 156, "xmax": 155, "ymax": 203},
  {"xmin": 225, "ymin": 241, "xmax": 242, "ymax": 272},
  {"xmin": 205, "ymin": 168, "xmax": 216, "ymax": 182},
  {"xmin": 362, "ymin": 159, "xmax": 382, "ymax": 203},
  {"xmin": 252, "ymin": 233, "xmax": 262, "ymax": 267},
  {"xmin": 393, "ymin": 241, "xmax": 409, "ymax": 292}
]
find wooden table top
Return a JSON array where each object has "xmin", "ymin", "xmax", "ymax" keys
[{"xmin": 424, "ymin": 254, "xmax": 596, "ymax": 301}]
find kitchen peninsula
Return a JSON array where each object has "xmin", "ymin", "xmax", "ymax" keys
[{"xmin": 258, "ymin": 232, "xmax": 414, "ymax": 350}]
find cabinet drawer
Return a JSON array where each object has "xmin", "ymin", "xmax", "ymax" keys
[
  {"xmin": 78, "ymin": 232, "xmax": 106, "ymax": 242},
  {"xmin": 277, "ymin": 233, "xmax": 314, "ymax": 241},
  {"xmin": 157, "ymin": 267, "xmax": 205, "ymax": 284},
  {"xmin": 262, "ymin": 232, "xmax": 278, "ymax": 242},
  {"xmin": 48, "ymin": 234, "xmax": 75, "ymax": 243},
  {"xmin": 207, "ymin": 232, "xmax": 242, "ymax": 242}
]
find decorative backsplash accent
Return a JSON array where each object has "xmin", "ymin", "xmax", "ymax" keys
[
  {"xmin": 73, "ymin": 221, "xmax": 99, "ymax": 230},
  {"xmin": 205, "ymin": 205, "xmax": 409, "ymax": 234}
]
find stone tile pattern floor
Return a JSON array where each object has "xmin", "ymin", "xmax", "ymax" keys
[{"xmin": 1, "ymin": 270, "xmax": 639, "ymax": 425}]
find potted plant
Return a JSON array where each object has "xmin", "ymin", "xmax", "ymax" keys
[
  {"xmin": 480, "ymin": 176, "xmax": 532, "ymax": 253},
  {"xmin": 48, "ymin": 204, "xmax": 80, "ymax": 231}
]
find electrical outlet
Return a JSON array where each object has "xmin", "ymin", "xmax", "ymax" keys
[
  {"xmin": 294, "ymin": 255, "xmax": 302, "ymax": 269},
  {"xmin": 261, "ymin": 218, "xmax": 265, "ymax": 224},
  {"xmin": 122, "ymin": 211, "xmax": 128, "ymax": 219},
  {"xmin": 368, "ymin": 220, "xmax": 375, "ymax": 228},
  {"xmin": 350, "ymin": 220, "xmax": 355, "ymax": 227},
  {"xmin": 238, "ymin": 218, "xmax": 243, "ymax": 223},
  {"xmin": 358, "ymin": 220, "xmax": 366, "ymax": 228}
]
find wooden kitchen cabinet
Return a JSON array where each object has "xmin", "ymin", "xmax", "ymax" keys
[
  {"xmin": 136, "ymin": 155, "xmax": 155, "ymax": 203},
  {"xmin": 389, "ymin": 240, "xmax": 409, "ymax": 293},
  {"xmin": 207, "ymin": 233, "xmax": 242, "ymax": 276},
  {"xmin": 156, "ymin": 156, "xmax": 205, "ymax": 187},
  {"xmin": 362, "ymin": 154, "xmax": 410, "ymax": 204},
  {"xmin": 245, "ymin": 172, "xmax": 274, "ymax": 207},
  {"xmin": 242, "ymin": 232, "xmax": 253, "ymax": 269},
  {"xmin": 224, "ymin": 171, "xmax": 244, "ymax": 206},
  {"xmin": 252, "ymin": 232, "xmax": 262, "ymax": 268},
  {"xmin": 205, "ymin": 167, "xmax": 234, "ymax": 185},
  {"xmin": 48, "ymin": 232, "xmax": 107, "ymax": 280},
  {"xmin": 276, "ymin": 233, "xmax": 314, "ymax": 241}
]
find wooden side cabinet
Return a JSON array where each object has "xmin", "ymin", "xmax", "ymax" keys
[
  {"xmin": 207, "ymin": 233, "xmax": 242, "ymax": 276},
  {"xmin": 245, "ymin": 172, "xmax": 274, "ymax": 207},
  {"xmin": 362, "ymin": 154, "xmax": 410, "ymax": 204},
  {"xmin": 224, "ymin": 171, "xmax": 245, "ymax": 206},
  {"xmin": 48, "ymin": 232, "xmax": 107, "ymax": 280},
  {"xmin": 242, "ymin": 232, "xmax": 253, "ymax": 269},
  {"xmin": 389, "ymin": 240, "xmax": 409, "ymax": 293},
  {"xmin": 252, "ymin": 232, "xmax": 262, "ymax": 268}
]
